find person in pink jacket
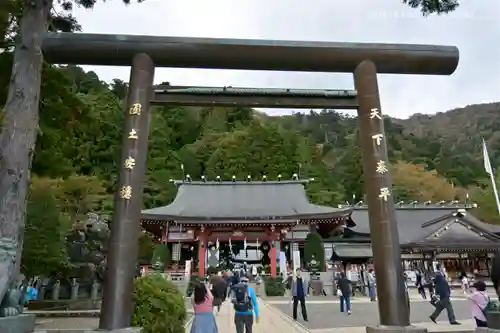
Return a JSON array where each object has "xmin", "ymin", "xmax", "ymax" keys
[{"xmin": 467, "ymin": 280, "xmax": 489, "ymax": 328}]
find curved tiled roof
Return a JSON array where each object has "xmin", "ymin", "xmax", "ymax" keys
[
  {"xmin": 141, "ymin": 181, "xmax": 352, "ymax": 221},
  {"xmin": 348, "ymin": 206, "xmax": 500, "ymax": 245}
]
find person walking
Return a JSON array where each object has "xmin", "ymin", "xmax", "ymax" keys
[
  {"xmin": 467, "ymin": 280, "xmax": 489, "ymax": 328},
  {"xmin": 367, "ymin": 269, "xmax": 376, "ymax": 302},
  {"xmin": 291, "ymin": 268, "xmax": 308, "ymax": 322},
  {"xmin": 336, "ymin": 272, "xmax": 352, "ymax": 315},
  {"xmin": 190, "ymin": 281, "xmax": 218, "ymax": 333},
  {"xmin": 460, "ymin": 271, "xmax": 470, "ymax": 295},
  {"xmin": 429, "ymin": 271, "xmax": 460, "ymax": 325},
  {"xmin": 231, "ymin": 276, "xmax": 259, "ymax": 333},
  {"xmin": 209, "ymin": 273, "xmax": 227, "ymax": 314},
  {"xmin": 426, "ymin": 271, "xmax": 435, "ymax": 296},
  {"xmin": 416, "ymin": 270, "xmax": 426, "ymax": 299}
]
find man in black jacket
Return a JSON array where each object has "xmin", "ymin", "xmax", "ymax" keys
[
  {"xmin": 429, "ymin": 272, "xmax": 460, "ymax": 325},
  {"xmin": 336, "ymin": 272, "xmax": 352, "ymax": 315}
]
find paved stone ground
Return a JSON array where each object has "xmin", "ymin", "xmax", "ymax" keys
[
  {"xmin": 35, "ymin": 317, "xmax": 99, "ymax": 330},
  {"xmin": 272, "ymin": 298, "xmax": 475, "ymax": 331},
  {"xmin": 184, "ymin": 299, "xmax": 308, "ymax": 333},
  {"xmin": 266, "ymin": 287, "xmax": 496, "ymax": 302}
]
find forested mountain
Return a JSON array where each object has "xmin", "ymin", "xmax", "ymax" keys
[
  {"xmin": 394, "ymin": 103, "xmax": 500, "ymax": 185},
  {"xmin": 1, "ymin": 49, "xmax": 499, "ymax": 224}
]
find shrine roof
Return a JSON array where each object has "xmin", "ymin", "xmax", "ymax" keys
[
  {"xmin": 346, "ymin": 203, "xmax": 500, "ymax": 248},
  {"xmin": 141, "ymin": 180, "xmax": 352, "ymax": 222}
]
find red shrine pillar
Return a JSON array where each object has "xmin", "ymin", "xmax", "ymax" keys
[
  {"xmin": 161, "ymin": 226, "xmax": 167, "ymax": 243},
  {"xmin": 198, "ymin": 229, "xmax": 206, "ymax": 277},
  {"xmin": 270, "ymin": 244, "xmax": 277, "ymax": 277},
  {"xmin": 270, "ymin": 226, "xmax": 277, "ymax": 277}
]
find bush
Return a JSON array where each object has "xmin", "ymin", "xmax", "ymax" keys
[
  {"xmin": 263, "ymin": 276, "xmax": 285, "ymax": 296},
  {"xmin": 132, "ymin": 274, "xmax": 186, "ymax": 333},
  {"xmin": 304, "ymin": 232, "xmax": 325, "ymax": 272},
  {"xmin": 151, "ymin": 244, "xmax": 171, "ymax": 270}
]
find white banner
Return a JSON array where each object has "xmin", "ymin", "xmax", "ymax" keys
[{"xmin": 279, "ymin": 251, "xmax": 287, "ymax": 274}]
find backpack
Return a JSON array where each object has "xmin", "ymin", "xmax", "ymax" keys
[{"xmin": 232, "ymin": 284, "xmax": 252, "ymax": 312}]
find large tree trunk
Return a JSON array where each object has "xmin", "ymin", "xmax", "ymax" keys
[{"xmin": 0, "ymin": 0, "xmax": 51, "ymax": 300}]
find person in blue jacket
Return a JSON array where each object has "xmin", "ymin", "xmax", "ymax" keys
[
  {"xmin": 231, "ymin": 276, "xmax": 259, "ymax": 333},
  {"xmin": 429, "ymin": 270, "xmax": 460, "ymax": 325}
]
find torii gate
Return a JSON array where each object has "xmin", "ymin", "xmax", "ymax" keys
[{"xmin": 41, "ymin": 33, "xmax": 458, "ymax": 331}]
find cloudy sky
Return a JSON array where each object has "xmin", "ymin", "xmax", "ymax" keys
[{"xmin": 72, "ymin": 0, "xmax": 499, "ymax": 118}]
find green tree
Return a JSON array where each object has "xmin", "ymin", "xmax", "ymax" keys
[
  {"xmin": 337, "ymin": 144, "xmax": 364, "ymax": 202},
  {"xmin": 138, "ymin": 232, "xmax": 157, "ymax": 264},
  {"xmin": 0, "ymin": 0, "xmax": 143, "ymax": 282},
  {"xmin": 21, "ymin": 178, "xmax": 69, "ymax": 278},
  {"xmin": 151, "ymin": 244, "xmax": 171, "ymax": 271},
  {"xmin": 402, "ymin": 0, "xmax": 459, "ymax": 15},
  {"xmin": 470, "ymin": 173, "xmax": 500, "ymax": 225},
  {"xmin": 304, "ymin": 232, "xmax": 325, "ymax": 272}
]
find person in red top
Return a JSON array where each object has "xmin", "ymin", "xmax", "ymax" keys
[{"xmin": 191, "ymin": 282, "xmax": 218, "ymax": 333}]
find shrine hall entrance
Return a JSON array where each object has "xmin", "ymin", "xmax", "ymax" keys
[{"xmin": 141, "ymin": 178, "xmax": 353, "ymax": 277}]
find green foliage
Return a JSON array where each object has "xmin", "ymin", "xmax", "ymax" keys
[
  {"xmin": 2, "ymin": 52, "xmax": 500, "ymax": 227},
  {"xmin": 132, "ymin": 274, "xmax": 186, "ymax": 333},
  {"xmin": 304, "ymin": 232, "xmax": 325, "ymax": 272},
  {"xmin": 263, "ymin": 276, "xmax": 285, "ymax": 296},
  {"xmin": 22, "ymin": 179, "xmax": 69, "ymax": 278},
  {"xmin": 402, "ymin": 0, "xmax": 459, "ymax": 15},
  {"xmin": 138, "ymin": 232, "xmax": 158, "ymax": 264},
  {"xmin": 151, "ymin": 244, "xmax": 171, "ymax": 270}
]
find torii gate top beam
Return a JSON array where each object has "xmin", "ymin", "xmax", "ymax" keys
[{"xmin": 42, "ymin": 33, "xmax": 459, "ymax": 75}]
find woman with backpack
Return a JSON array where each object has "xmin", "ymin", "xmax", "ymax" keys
[
  {"xmin": 190, "ymin": 281, "xmax": 218, "ymax": 333},
  {"xmin": 467, "ymin": 280, "xmax": 489, "ymax": 328}
]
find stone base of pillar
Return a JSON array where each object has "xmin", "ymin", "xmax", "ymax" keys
[
  {"xmin": 477, "ymin": 328, "xmax": 500, "ymax": 333},
  {"xmin": 35, "ymin": 328, "xmax": 141, "ymax": 333},
  {"xmin": 366, "ymin": 325, "xmax": 427, "ymax": 333},
  {"xmin": 0, "ymin": 314, "xmax": 35, "ymax": 333}
]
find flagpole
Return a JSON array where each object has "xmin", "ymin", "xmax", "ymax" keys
[
  {"xmin": 490, "ymin": 172, "xmax": 500, "ymax": 217},
  {"xmin": 483, "ymin": 139, "xmax": 500, "ymax": 216}
]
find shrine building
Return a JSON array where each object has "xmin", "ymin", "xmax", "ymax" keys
[
  {"xmin": 140, "ymin": 177, "xmax": 500, "ymax": 282},
  {"xmin": 140, "ymin": 178, "xmax": 352, "ymax": 277}
]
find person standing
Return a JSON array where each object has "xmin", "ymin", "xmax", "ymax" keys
[
  {"xmin": 429, "ymin": 271, "xmax": 460, "ymax": 325},
  {"xmin": 231, "ymin": 276, "xmax": 259, "ymax": 333},
  {"xmin": 467, "ymin": 280, "xmax": 489, "ymax": 328},
  {"xmin": 291, "ymin": 268, "xmax": 308, "ymax": 322},
  {"xmin": 491, "ymin": 253, "xmax": 500, "ymax": 299},
  {"xmin": 190, "ymin": 281, "xmax": 218, "ymax": 333},
  {"xmin": 367, "ymin": 269, "xmax": 376, "ymax": 302},
  {"xmin": 336, "ymin": 272, "xmax": 352, "ymax": 315}
]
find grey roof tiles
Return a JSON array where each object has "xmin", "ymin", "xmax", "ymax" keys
[{"xmin": 141, "ymin": 181, "xmax": 352, "ymax": 220}]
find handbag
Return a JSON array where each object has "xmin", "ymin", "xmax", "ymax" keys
[
  {"xmin": 430, "ymin": 295, "xmax": 440, "ymax": 307},
  {"xmin": 337, "ymin": 289, "xmax": 343, "ymax": 296}
]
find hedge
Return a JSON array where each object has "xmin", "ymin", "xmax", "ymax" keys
[
  {"xmin": 263, "ymin": 276, "xmax": 285, "ymax": 296},
  {"xmin": 132, "ymin": 273, "xmax": 186, "ymax": 333}
]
